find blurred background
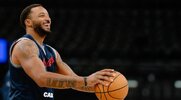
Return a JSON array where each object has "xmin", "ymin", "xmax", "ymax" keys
[{"xmin": 0, "ymin": 0, "xmax": 181, "ymax": 100}]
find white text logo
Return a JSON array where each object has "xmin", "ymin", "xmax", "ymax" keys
[{"xmin": 43, "ymin": 92, "xmax": 53, "ymax": 98}]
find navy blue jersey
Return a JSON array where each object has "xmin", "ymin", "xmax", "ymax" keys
[{"xmin": 9, "ymin": 34, "xmax": 57, "ymax": 100}]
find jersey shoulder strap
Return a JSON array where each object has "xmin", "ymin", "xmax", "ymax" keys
[{"xmin": 45, "ymin": 44, "xmax": 57, "ymax": 59}]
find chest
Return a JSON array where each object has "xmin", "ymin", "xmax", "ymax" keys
[{"xmin": 38, "ymin": 46, "xmax": 56, "ymax": 72}]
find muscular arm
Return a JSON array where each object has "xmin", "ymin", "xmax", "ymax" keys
[
  {"xmin": 13, "ymin": 40, "xmax": 85, "ymax": 90},
  {"xmin": 55, "ymin": 51, "xmax": 96, "ymax": 92},
  {"xmin": 55, "ymin": 51, "xmax": 77, "ymax": 76},
  {"xmin": 13, "ymin": 39, "xmax": 114, "ymax": 93}
]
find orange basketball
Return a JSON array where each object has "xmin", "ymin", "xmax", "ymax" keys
[{"xmin": 95, "ymin": 71, "xmax": 129, "ymax": 100}]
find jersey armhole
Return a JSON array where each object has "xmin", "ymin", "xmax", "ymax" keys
[{"xmin": 46, "ymin": 45, "xmax": 58, "ymax": 59}]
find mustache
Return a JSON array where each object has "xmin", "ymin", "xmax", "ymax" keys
[{"xmin": 34, "ymin": 23, "xmax": 51, "ymax": 37}]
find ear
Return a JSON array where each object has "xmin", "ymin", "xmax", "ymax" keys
[{"xmin": 25, "ymin": 19, "xmax": 32, "ymax": 27}]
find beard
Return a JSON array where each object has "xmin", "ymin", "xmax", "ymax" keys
[{"xmin": 33, "ymin": 22, "xmax": 51, "ymax": 37}]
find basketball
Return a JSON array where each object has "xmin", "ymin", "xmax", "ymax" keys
[{"xmin": 95, "ymin": 71, "xmax": 129, "ymax": 100}]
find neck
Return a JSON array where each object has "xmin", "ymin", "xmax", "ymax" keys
[{"xmin": 26, "ymin": 29, "xmax": 46, "ymax": 45}]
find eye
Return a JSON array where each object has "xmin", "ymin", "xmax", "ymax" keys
[{"xmin": 39, "ymin": 14, "xmax": 45, "ymax": 17}]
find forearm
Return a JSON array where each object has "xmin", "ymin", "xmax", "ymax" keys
[
  {"xmin": 40, "ymin": 72, "xmax": 81, "ymax": 89},
  {"xmin": 39, "ymin": 72, "xmax": 95, "ymax": 92}
]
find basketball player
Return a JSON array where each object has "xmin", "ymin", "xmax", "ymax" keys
[{"xmin": 9, "ymin": 4, "xmax": 115, "ymax": 100}]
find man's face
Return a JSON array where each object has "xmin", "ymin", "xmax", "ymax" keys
[{"xmin": 29, "ymin": 6, "xmax": 51, "ymax": 37}]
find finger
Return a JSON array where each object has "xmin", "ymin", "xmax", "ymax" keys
[
  {"xmin": 98, "ymin": 80, "xmax": 110, "ymax": 86},
  {"xmin": 101, "ymin": 69, "xmax": 115, "ymax": 72},
  {"xmin": 97, "ymin": 75, "xmax": 113, "ymax": 82},
  {"xmin": 97, "ymin": 71, "xmax": 116, "ymax": 77}
]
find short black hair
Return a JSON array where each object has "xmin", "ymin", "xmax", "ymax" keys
[{"xmin": 20, "ymin": 4, "xmax": 43, "ymax": 29}]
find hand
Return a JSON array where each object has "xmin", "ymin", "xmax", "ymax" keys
[{"xmin": 86, "ymin": 69, "xmax": 115, "ymax": 87}]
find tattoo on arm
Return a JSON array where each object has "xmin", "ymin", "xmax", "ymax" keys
[
  {"xmin": 46, "ymin": 78, "xmax": 94, "ymax": 92},
  {"xmin": 17, "ymin": 40, "xmax": 38, "ymax": 59},
  {"xmin": 46, "ymin": 78, "xmax": 77, "ymax": 88}
]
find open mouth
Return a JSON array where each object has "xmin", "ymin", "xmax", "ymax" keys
[
  {"xmin": 42, "ymin": 20, "xmax": 51, "ymax": 30},
  {"xmin": 43, "ymin": 23, "xmax": 50, "ymax": 29}
]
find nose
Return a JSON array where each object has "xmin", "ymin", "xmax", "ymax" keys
[
  {"xmin": 46, "ymin": 19, "xmax": 51, "ymax": 24},
  {"xmin": 45, "ymin": 16, "xmax": 51, "ymax": 24}
]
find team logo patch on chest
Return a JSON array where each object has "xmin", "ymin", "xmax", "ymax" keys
[{"xmin": 43, "ymin": 57, "xmax": 55, "ymax": 67}]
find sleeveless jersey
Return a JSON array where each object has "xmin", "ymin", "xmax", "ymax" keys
[{"xmin": 9, "ymin": 34, "xmax": 57, "ymax": 100}]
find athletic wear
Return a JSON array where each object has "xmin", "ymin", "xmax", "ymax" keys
[{"xmin": 9, "ymin": 34, "xmax": 57, "ymax": 100}]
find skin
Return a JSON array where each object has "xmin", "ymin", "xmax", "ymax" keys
[{"xmin": 11, "ymin": 6, "xmax": 115, "ymax": 93}]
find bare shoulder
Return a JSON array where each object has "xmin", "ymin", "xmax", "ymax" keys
[
  {"xmin": 54, "ymin": 49, "xmax": 63, "ymax": 62},
  {"xmin": 13, "ymin": 39, "xmax": 39, "ymax": 59}
]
